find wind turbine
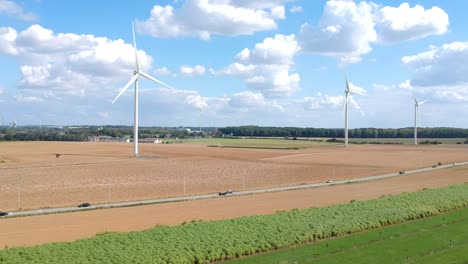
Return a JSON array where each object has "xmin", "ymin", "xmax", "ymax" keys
[
  {"xmin": 413, "ymin": 96, "xmax": 429, "ymax": 145},
  {"xmin": 344, "ymin": 74, "xmax": 365, "ymax": 147},
  {"xmin": 112, "ymin": 22, "xmax": 174, "ymax": 157},
  {"xmin": 198, "ymin": 107, "xmax": 203, "ymax": 133}
]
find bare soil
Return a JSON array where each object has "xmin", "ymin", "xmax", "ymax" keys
[{"xmin": 1, "ymin": 142, "xmax": 467, "ymax": 211}]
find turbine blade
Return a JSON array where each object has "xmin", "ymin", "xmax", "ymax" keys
[
  {"xmin": 132, "ymin": 21, "xmax": 140, "ymax": 72},
  {"xmin": 344, "ymin": 74, "xmax": 350, "ymax": 92},
  {"xmin": 112, "ymin": 74, "xmax": 139, "ymax": 104},
  {"xmin": 419, "ymin": 99, "xmax": 429, "ymax": 105},
  {"xmin": 139, "ymin": 71, "xmax": 175, "ymax": 89},
  {"xmin": 350, "ymin": 90, "xmax": 366, "ymax": 96},
  {"xmin": 413, "ymin": 95, "xmax": 418, "ymax": 105}
]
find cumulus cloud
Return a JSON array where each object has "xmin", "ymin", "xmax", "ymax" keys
[
  {"xmin": 0, "ymin": 24, "xmax": 155, "ymax": 97},
  {"xmin": 297, "ymin": 1, "xmax": 449, "ymax": 63},
  {"xmin": 179, "ymin": 65, "xmax": 206, "ymax": 77},
  {"xmin": 229, "ymin": 91, "xmax": 284, "ymax": 112},
  {"xmin": 289, "ymin": 5, "xmax": 303, "ymax": 13},
  {"xmin": 98, "ymin": 112, "xmax": 109, "ymax": 118},
  {"xmin": 298, "ymin": 1, "xmax": 377, "ymax": 63},
  {"xmin": 376, "ymin": 3, "xmax": 449, "ymax": 43},
  {"xmin": 236, "ymin": 34, "xmax": 299, "ymax": 65},
  {"xmin": 402, "ymin": 42, "xmax": 468, "ymax": 87},
  {"xmin": 147, "ymin": 88, "xmax": 209, "ymax": 110},
  {"xmin": 14, "ymin": 94, "xmax": 43, "ymax": 103},
  {"xmin": 136, "ymin": 0, "xmax": 288, "ymax": 40},
  {"xmin": 154, "ymin": 67, "xmax": 172, "ymax": 76},
  {"xmin": 0, "ymin": 0, "xmax": 38, "ymax": 21},
  {"xmin": 301, "ymin": 95, "xmax": 344, "ymax": 110},
  {"xmin": 219, "ymin": 34, "xmax": 300, "ymax": 97}
]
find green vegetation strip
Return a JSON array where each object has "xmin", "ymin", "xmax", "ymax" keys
[
  {"xmin": 230, "ymin": 205, "xmax": 468, "ymax": 263},
  {"xmin": 1, "ymin": 184, "xmax": 468, "ymax": 263}
]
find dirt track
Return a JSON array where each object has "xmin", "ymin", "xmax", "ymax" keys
[
  {"xmin": 1, "ymin": 142, "xmax": 467, "ymax": 211},
  {"xmin": 0, "ymin": 165, "xmax": 467, "ymax": 248}
]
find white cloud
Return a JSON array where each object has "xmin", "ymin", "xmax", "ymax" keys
[
  {"xmin": 349, "ymin": 82, "xmax": 367, "ymax": 95},
  {"xmin": 154, "ymin": 67, "xmax": 172, "ymax": 76},
  {"xmin": 377, "ymin": 3, "xmax": 449, "ymax": 43},
  {"xmin": 146, "ymin": 88, "xmax": 209, "ymax": 110},
  {"xmin": 14, "ymin": 94, "xmax": 43, "ymax": 103},
  {"xmin": 298, "ymin": 0, "xmax": 377, "ymax": 63},
  {"xmin": 0, "ymin": 27, "xmax": 17, "ymax": 54},
  {"xmin": 229, "ymin": 91, "xmax": 284, "ymax": 112},
  {"xmin": 301, "ymin": 95, "xmax": 344, "ymax": 110},
  {"xmin": 136, "ymin": 0, "xmax": 288, "ymax": 40},
  {"xmin": 297, "ymin": 1, "xmax": 449, "ymax": 63},
  {"xmin": 98, "ymin": 112, "xmax": 109, "ymax": 118},
  {"xmin": 236, "ymin": 34, "xmax": 299, "ymax": 65},
  {"xmin": 0, "ymin": 0, "xmax": 38, "ymax": 21},
  {"xmin": 289, "ymin": 5, "xmax": 303, "ymax": 13},
  {"xmin": 219, "ymin": 34, "xmax": 300, "ymax": 97},
  {"xmin": 179, "ymin": 65, "xmax": 206, "ymax": 77},
  {"xmin": 402, "ymin": 42, "xmax": 468, "ymax": 87},
  {"xmin": 0, "ymin": 24, "xmax": 154, "ymax": 97}
]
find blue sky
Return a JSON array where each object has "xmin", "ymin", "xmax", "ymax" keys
[{"xmin": 0, "ymin": 0, "xmax": 467, "ymax": 128}]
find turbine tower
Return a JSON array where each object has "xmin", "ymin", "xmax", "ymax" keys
[
  {"xmin": 113, "ymin": 22, "xmax": 174, "ymax": 157},
  {"xmin": 413, "ymin": 96, "xmax": 429, "ymax": 145},
  {"xmin": 344, "ymin": 74, "xmax": 364, "ymax": 147}
]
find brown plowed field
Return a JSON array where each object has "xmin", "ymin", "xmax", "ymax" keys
[
  {"xmin": 0, "ymin": 165, "xmax": 467, "ymax": 248},
  {"xmin": 1, "ymin": 142, "xmax": 467, "ymax": 211}
]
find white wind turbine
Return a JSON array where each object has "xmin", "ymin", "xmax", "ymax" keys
[
  {"xmin": 113, "ymin": 22, "xmax": 174, "ymax": 157},
  {"xmin": 413, "ymin": 96, "xmax": 429, "ymax": 145},
  {"xmin": 198, "ymin": 107, "xmax": 203, "ymax": 133},
  {"xmin": 344, "ymin": 74, "xmax": 365, "ymax": 147}
]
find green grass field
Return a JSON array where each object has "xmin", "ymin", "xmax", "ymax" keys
[
  {"xmin": 229, "ymin": 207, "xmax": 468, "ymax": 264},
  {"xmin": 347, "ymin": 138, "xmax": 466, "ymax": 145},
  {"xmin": 175, "ymin": 137, "xmax": 330, "ymax": 149},
  {"xmin": 164, "ymin": 137, "xmax": 466, "ymax": 148}
]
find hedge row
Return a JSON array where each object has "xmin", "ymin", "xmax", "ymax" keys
[{"xmin": 1, "ymin": 183, "xmax": 468, "ymax": 263}]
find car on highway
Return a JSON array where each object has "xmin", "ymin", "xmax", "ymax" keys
[
  {"xmin": 326, "ymin": 179, "xmax": 334, "ymax": 183},
  {"xmin": 78, "ymin": 202, "xmax": 92, "ymax": 208},
  {"xmin": 0, "ymin": 211, "xmax": 9, "ymax": 217},
  {"xmin": 219, "ymin": 190, "xmax": 234, "ymax": 196}
]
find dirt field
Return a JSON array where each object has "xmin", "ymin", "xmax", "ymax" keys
[
  {"xmin": 1, "ymin": 141, "xmax": 467, "ymax": 211},
  {"xmin": 0, "ymin": 165, "xmax": 467, "ymax": 248}
]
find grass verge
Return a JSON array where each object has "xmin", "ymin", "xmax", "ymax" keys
[{"xmin": 0, "ymin": 184, "xmax": 467, "ymax": 263}]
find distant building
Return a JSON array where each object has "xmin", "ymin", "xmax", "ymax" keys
[{"xmin": 139, "ymin": 138, "xmax": 162, "ymax": 144}]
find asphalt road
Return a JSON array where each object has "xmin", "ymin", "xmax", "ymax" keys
[{"xmin": 2, "ymin": 161, "xmax": 468, "ymax": 219}]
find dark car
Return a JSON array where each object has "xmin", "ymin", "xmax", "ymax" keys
[
  {"xmin": 0, "ymin": 211, "xmax": 9, "ymax": 217},
  {"xmin": 78, "ymin": 202, "xmax": 92, "ymax": 208},
  {"xmin": 399, "ymin": 171, "xmax": 405, "ymax": 175},
  {"xmin": 218, "ymin": 190, "xmax": 234, "ymax": 196}
]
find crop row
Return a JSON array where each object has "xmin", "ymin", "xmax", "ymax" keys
[{"xmin": 1, "ymin": 183, "xmax": 468, "ymax": 263}]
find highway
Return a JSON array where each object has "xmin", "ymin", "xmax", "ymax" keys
[{"xmin": 3, "ymin": 161, "xmax": 468, "ymax": 219}]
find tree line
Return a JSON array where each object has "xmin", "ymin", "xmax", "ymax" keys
[
  {"xmin": 1, "ymin": 125, "xmax": 468, "ymax": 142},
  {"xmin": 218, "ymin": 126, "xmax": 468, "ymax": 139},
  {"xmin": 0, "ymin": 126, "xmax": 191, "ymax": 142}
]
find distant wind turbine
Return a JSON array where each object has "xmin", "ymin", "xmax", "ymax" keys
[
  {"xmin": 198, "ymin": 107, "xmax": 204, "ymax": 133},
  {"xmin": 344, "ymin": 74, "xmax": 365, "ymax": 147},
  {"xmin": 413, "ymin": 96, "xmax": 429, "ymax": 145},
  {"xmin": 112, "ymin": 22, "xmax": 175, "ymax": 157}
]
